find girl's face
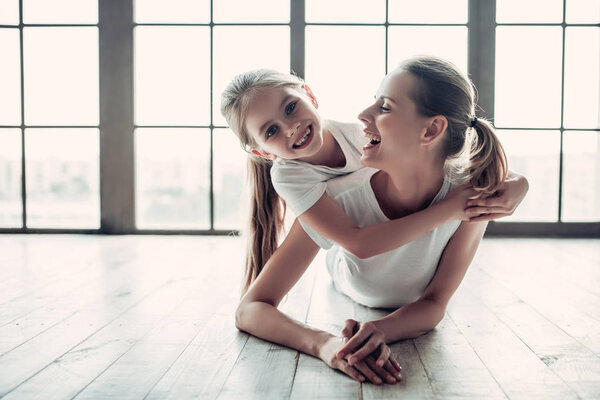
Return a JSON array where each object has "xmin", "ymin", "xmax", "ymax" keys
[
  {"xmin": 358, "ymin": 70, "xmax": 431, "ymax": 170},
  {"xmin": 244, "ymin": 86, "xmax": 324, "ymax": 162}
]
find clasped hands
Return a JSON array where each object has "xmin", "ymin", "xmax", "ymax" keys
[{"xmin": 319, "ymin": 319, "xmax": 402, "ymax": 385}]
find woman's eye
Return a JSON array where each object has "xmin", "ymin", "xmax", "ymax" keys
[
  {"xmin": 379, "ymin": 105, "xmax": 391, "ymax": 112},
  {"xmin": 266, "ymin": 125, "xmax": 278, "ymax": 138},
  {"xmin": 285, "ymin": 101, "xmax": 297, "ymax": 115}
]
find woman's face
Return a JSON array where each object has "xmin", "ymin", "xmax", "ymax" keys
[
  {"xmin": 358, "ymin": 70, "xmax": 431, "ymax": 170},
  {"xmin": 244, "ymin": 86, "xmax": 324, "ymax": 162}
]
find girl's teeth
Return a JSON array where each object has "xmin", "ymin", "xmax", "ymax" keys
[{"xmin": 295, "ymin": 128, "xmax": 310, "ymax": 146}]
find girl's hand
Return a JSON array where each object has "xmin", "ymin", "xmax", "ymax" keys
[
  {"xmin": 336, "ymin": 319, "xmax": 402, "ymax": 382},
  {"xmin": 465, "ymin": 173, "xmax": 529, "ymax": 222},
  {"xmin": 444, "ymin": 185, "xmax": 479, "ymax": 221},
  {"xmin": 319, "ymin": 335, "xmax": 401, "ymax": 384}
]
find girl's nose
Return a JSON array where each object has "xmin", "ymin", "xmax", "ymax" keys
[{"xmin": 286, "ymin": 121, "xmax": 301, "ymax": 138}]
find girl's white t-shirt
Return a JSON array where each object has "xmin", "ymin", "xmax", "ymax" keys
[
  {"xmin": 270, "ymin": 119, "xmax": 365, "ymax": 217},
  {"xmin": 300, "ymin": 167, "xmax": 462, "ymax": 309}
]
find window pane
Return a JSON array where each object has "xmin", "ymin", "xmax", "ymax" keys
[
  {"xmin": 562, "ymin": 131, "xmax": 600, "ymax": 221},
  {"xmin": 135, "ymin": 128, "xmax": 209, "ymax": 229},
  {"xmin": 567, "ymin": 0, "xmax": 600, "ymax": 23},
  {"xmin": 388, "ymin": 26, "xmax": 468, "ymax": 74},
  {"xmin": 25, "ymin": 128, "xmax": 100, "ymax": 229},
  {"xmin": 23, "ymin": 0, "xmax": 97, "ymax": 24},
  {"xmin": 0, "ymin": 129, "xmax": 22, "ymax": 228},
  {"xmin": 135, "ymin": 0, "xmax": 209, "ymax": 23},
  {"xmin": 496, "ymin": 0, "xmax": 563, "ymax": 23},
  {"xmin": 306, "ymin": 26, "xmax": 385, "ymax": 123},
  {"xmin": 389, "ymin": 0, "xmax": 467, "ymax": 23},
  {"xmin": 495, "ymin": 27, "xmax": 562, "ymax": 128},
  {"xmin": 496, "ymin": 130, "xmax": 560, "ymax": 222},
  {"xmin": 306, "ymin": 0, "xmax": 384, "ymax": 23},
  {"xmin": 213, "ymin": 128, "xmax": 247, "ymax": 230},
  {"xmin": 564, "ymin": 27, "xmax": 600, "ymax": 129},
  {"xmin": 135, "ymin": 27, "xmax": 210, "ymax": 125},
  {"xmin": 0, "ymin": 0, "xmax": 19, "ymax": 25},
  {"xmin": 0, "ymin": 29, "xmax": 21, "ymax": 125},
  {"xmin": 213, "ymin": 26, "xmax": 289, "ymax": 126},
  {"xmin": 24, "ymin": 27, "xmax": 99, "ymax": 126},
  {"xmin": 214, "ymin": 0, "xmax": 288, "ymax": 23}
]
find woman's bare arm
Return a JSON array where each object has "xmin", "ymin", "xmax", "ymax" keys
[
  {"xmin": 236, "ymin": 219, "xmax": 402, "ymax": 383},
  {"xmin": 335, "ymin": 220, "xmax": 488, "ymax": 363}
]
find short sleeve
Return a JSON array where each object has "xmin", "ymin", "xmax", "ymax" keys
[
  {"xmin": 299, "ymin": 218, "xmax": 334, "ymax": 249},
  {"xmin": 271, "ymin": 162, "xmax": 327, "ymax": 217}
]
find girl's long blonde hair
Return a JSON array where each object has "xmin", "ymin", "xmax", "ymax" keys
[
  {"xmin": 399, "ymin": 56, "xmax": 508, "ymax": 195},
  {"xmin": 221, "ymin": 69, "xmax": 305, "ymax": 296}
]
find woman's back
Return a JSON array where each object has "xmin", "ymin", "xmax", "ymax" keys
[{"xmin": 300, "ymin": 167, "xmax": 461, "ymax": 308}]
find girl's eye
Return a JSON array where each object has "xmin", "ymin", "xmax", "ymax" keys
[
  {"xmin": 266, "ymin": 125, "xmax": 278, "ymax": 138},
  {"xmin": 285, "ymin": 101, "xmax": 297, "ymax": 115},
  {"xmin": 379, "ymin": 104, "xmax": 391, "ymax": 112}
]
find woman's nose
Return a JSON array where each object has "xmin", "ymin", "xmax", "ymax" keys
[{"xmin": 358, "ymin": 108, "xmax": 371, "ymax": 125}]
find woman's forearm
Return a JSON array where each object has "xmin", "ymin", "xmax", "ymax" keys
[
  {"xmin": 236, "ymin": 300, "xmax": 334, "ymax": 358},
  {"xmin": 371, "ymin": 298, "xmax": 446, "ymax": 343}
]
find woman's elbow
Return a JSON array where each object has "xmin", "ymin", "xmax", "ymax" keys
[{"xmin": 235, "ymin": 301, "xmax": 249, "ymax": 331}]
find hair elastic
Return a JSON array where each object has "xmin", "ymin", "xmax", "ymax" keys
[{"xmin": 469, "ymin": 116, "xmax": 478, "ymax": 128}]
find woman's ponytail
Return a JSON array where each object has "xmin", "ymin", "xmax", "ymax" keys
[
  {"xmin": 398, "ymin": 56, "xmax": 509, "ymax": 195},
  {"xmin": 241, "ymin": 157, "xmax": 286, "ymax": 297},
  {"xmin": 467, "ymin": 118, "xmax": 508, "ymax": 196}
]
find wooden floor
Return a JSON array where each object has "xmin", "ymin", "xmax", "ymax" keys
[{"xmin": 0, "ymin": 235, "xmax": 599, "ymax": 400}]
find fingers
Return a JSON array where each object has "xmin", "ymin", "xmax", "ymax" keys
[
  {"xmin": 465, "ymin": 205, "xmax": 507, "ymax": 215},
  {"xmin": 353, "ymin": 359, "xmax": 384, "ymax": 384},
  {"xmin": 336, "ymin": 360, "xmax": 366, "ymax": 383},
  {"xmin": 336, "ymin": 326, "xmax": 371, "ymax": 360},
  {"xmin": 384, "ymin": 359, "xmax": 403, "ymax": 380},
  {"xmin": 340, "ymin": 319, "xmax": 359, "ymax": 342},
  {"xmin": 468, "ymin": 212, "xmax": 512, "ymax": 223},
  {"xmin": 347, "ymin": 339, "xmax": 380, "ymax": 366},
  {"xmin": 375, "ymin": 343, "xmax": 391, "ymax": 368}
]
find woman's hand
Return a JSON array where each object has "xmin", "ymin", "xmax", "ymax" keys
[
  {"xmin": 318, "ymin": 334, "xmax": 402, "ymax": 384},
  {"xmin": 465, "ymin": 173, "xmax": 529, "ymax": 222},
  {"xmin": 334, "ymin": 319, "xmax": 402, "ymax": 382}
]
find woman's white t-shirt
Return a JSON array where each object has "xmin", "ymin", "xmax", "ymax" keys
[
  {"xmin": 300, "ymin": 167, "xmax": 462, "ymax": 309},
  {"xmin": 270, "ymin": 120, "xmax": 365, "ymax": 217}
]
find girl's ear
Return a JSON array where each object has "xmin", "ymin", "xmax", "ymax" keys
[
  {"xmin": 251, "ymin": 148, "xmax": 277, "ymax": 160},
  {"xmin": 303, "ymin": 84, "xmax": 319, "ymax": 109},
  {"xmin": 422, "ymin": 115, "xmax": 448, "ymax": 146}
]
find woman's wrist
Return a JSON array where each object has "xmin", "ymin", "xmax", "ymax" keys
[{"xmin": 311, "ymin": 330, "xmax": 337, "ymax": 359}]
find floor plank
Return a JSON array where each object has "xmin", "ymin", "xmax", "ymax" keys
[{"xmin": 0, "ymin": 235, "xmax": 598, "ymax": 400}]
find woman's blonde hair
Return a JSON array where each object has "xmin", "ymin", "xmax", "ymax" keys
[
  {"xmin": 220, "ymin": 69, "xmax": 305, "ymax": 296},
  {"xmin": 398, "ymin": 55, "xmax": 508, "ymax": 195}
]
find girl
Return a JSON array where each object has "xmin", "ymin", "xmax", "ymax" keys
[
  {"xmin": 221, "ymin": 68, "xmax": 527, "ymax": 297},
  {"xmin": 232, "ymin": 56, "xmax": 528, "ymax": 384}
]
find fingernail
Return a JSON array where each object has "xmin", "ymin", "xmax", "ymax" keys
[
  {"xmin": 359, "ymin": 376, "xmax": 365, "ymax": 382},
  {"xmin": 349, "ymin": 357, "xmax": 356, "ymax": 365},
  {"xmin": 374, "ymin": 378, "xmax": 382, "ymax": 384},
  {"xmin": 377, "ymin": 360, "xmax": 384, "ymax": 367}
]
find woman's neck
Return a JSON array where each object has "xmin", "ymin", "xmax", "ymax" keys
[{"xmin": 371, "ymin": 161, "xmax": 445, "ymax": 219}]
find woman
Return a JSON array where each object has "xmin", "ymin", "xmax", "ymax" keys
[{"xmin": 234, "ymin": 56, "xmax": 528, "ymax": 385}]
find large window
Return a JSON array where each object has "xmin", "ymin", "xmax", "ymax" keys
[{"xmin": 1, "ymin": 0, "xmax": 598, "ymax": 235}]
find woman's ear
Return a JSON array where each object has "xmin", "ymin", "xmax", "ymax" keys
[
  {"xmin": 422, "ymin": 115, "xmax": 448, "ymax": 146},
  {"xmin": 303, "ymin": 84, "xmax": 319, "ymax": 109},
  {"xmin": 251, "ymin": 148, "xmax": 277, "ymax": 160}
]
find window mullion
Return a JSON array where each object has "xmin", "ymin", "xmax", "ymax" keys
[
  {"xmin": 468, "ymin": 0, "xmax": 496, "ymax": 120},
  {"xmin": 98, "ymin": 0, "xmax": 135, "ymax": 233}
]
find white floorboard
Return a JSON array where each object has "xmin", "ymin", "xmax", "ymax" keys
[{"xmin": 0, "ymin": 234, "xmax": 598, "ymax": 399}]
